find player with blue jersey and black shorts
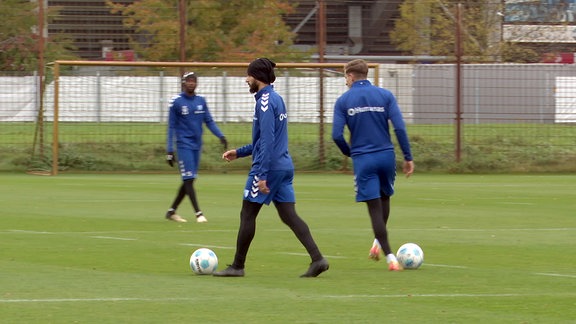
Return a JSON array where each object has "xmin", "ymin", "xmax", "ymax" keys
[
  {"xmin": 213, "ymin": 58, "xmax": 329, "ymax": 278},
  {"xmin": 332, "ymin": 59, "xmax": 414, "ymax": 271},
  {"xmin": 165, "ymin": 72, "xmax": 228, "ymax": 223}
]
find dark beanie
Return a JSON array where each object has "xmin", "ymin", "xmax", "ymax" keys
[{"xmin": 247, "ymin": 58, "xmax": 276, "ymax": 84}]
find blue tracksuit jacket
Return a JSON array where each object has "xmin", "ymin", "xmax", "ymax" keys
[
  {"xmin": 332, "ymin": 80, "xmax": 412, "ymax": 161},
  {"xmin": 166, "ymin": 92, "xmax": 224, "ymax": 152},
  {"xmin": 236, "ymin": 85, "xmax": 293, "ymax": 181}
]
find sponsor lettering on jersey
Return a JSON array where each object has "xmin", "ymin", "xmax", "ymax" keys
[{"xmin": 347, "ymin": 106, "xmax": 385, "ymax": 116}]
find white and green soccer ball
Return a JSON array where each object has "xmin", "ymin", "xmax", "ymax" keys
[
  {"xmin": 190, "ymin": 248, "xmax": 218, "ymax": 275},
  {"xmin": 396, "ymin": 243, "xmax": 424, "ymax": 269}
]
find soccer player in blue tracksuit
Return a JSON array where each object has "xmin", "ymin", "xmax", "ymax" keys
[
  {"xmin": 213, "ymin": 58, "xmax": 328, "ymax": 278},
  {"xmin": 165, "ymin": 72, "xmax": 228, "ymax": 223},
  {"xmin": 332, "ymin": 59, "xmax": 414, "ymax": 271}
]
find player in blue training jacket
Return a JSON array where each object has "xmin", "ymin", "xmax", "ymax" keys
[
  {"xmin": 332, "ymin": 59, "xmax": 414, "ymax": 272},
  {"xmin": 165, "ymin": 72, "xmax": 228, "ymax": 223},
  {"xmin": 213, "ymin": 58, "xmax": 328, "ymax": 278}
]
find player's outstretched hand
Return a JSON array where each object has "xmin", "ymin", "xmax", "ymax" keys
[
  {"xmin": 166, "ymin": 152, "xmax": 175, "ymax": 167},
  {"xmin": 222, "ymin": 150, "xmax": 237, "ymax": 162},
  {"xmin": 220, "ymin": 136, "xmax": 228, "ymax": 151}
]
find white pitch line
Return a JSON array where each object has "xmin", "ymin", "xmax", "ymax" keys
[
  {"xmin": 534, "ymin": 272, "xmax": 576, "ymax": 279},
  {"xmin": 3, "ymin": 292, "xmax": 575, "ymax": 304},
  {"xmin": 424, "ymin": 263, "xmax": 468, "ymax": 269},
  {"xmin": 0, "ymin": 297, "xmax": 198, "ymax": 303},
  {"xmin": 3, "ymin": 228, "xmax": 574, "ymax": 235},
  {"xmin": 89, "ymin": 236, "xmax": 137, "ymax": 241},
  {"xmin": 494, "ymin": 202, "xmax": 534, "ymax": 205},
  {"xmin": 279, "ymin": 252, "xmax": 348, "ymax": 259},
  {"xmin": 416, "ymin": 198, "xmax": 461, "ymax": 202},
  {"xmin": 394, "ymin": 228, "xmax": 575, "ymax": 232},
  {"xmin": 53, "ymin": 199, "xmax": 164, "ymax": 203},
  {"xmin": 276, "ymin": 256, "xmax": 466, "ymax": 267},
  {"xmin": 179, "ymin": 243, "xmax": 235, "ymax": 250},
  {"xmin": 320, "ymin": 293, "xmax": 576, "ymax": 299},
  {"xmin": 8, "ymin": 230, "xmax": 54, "ymax": 234}
]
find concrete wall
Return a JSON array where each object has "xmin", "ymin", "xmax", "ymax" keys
[{"xmin": 2, "ymin": 64, "xmax": 575, "ymax": 123}]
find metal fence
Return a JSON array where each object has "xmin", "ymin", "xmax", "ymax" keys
[
  {"xmin": 0, "ymin": 63, "xmax": 574, "ymax": 173},
  {"xmin": 408, "ymin": 64, "xmax": 576, "ymax": 124}
]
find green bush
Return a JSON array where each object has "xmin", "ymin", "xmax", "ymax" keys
[{"xmin": 2, "ymin": 122, "xmax": 575, "ymax": 173}]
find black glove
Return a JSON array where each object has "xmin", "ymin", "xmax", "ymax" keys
[
  {"xmin": 166, "ymin": 152, "xmax": 175, "ymax": 167},
  {"xmin": 220, "ymin": 136, "xmax": 228, "ymax": 151}
]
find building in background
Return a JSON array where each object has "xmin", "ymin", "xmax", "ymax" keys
[
  {"xmin": 503, "ymin": 0, "xmax": 576, "ymax": 63},
  {"xmin": 282, "ymin": 0, "xmax": 402, "ymax": 57},
  {"xmin": 48, "ymin": 0, "xmax": 135, "ymax": 60},
  {"xmin": 47, "ymin": 0, "xmax": 576, "ymax": 63},
  {"xmin": 47, "ymin": 0, "xmax": 404, "ymax": 61}
]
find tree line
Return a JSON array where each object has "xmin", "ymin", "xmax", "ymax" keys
[{"xmin": 1, "ymin": 0, "xmax": 558, "ymax": 71}]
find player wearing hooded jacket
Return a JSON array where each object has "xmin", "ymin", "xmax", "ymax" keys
[
  {"xmin": 234, "ymin": 84, "xmax": 292, "ymax": 184},
  {"xmin": 213, "ymin": 58, "xmax": 328, "ymax": 278},
  {"xmin": 165, "ymin": 72, "xmax": 228, "ymax": 223},
  {"xmin": 332, "ymin": 59, "xmax": 414, "ymax": 271}
]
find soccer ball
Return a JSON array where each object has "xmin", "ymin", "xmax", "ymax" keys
[
  {"xmin": 189, "ymin": 248, "xmax": 218, "ymax": 275},
  {"xmin": 396, "ymin": 243, "xmax": 424, "ymax": 269}
]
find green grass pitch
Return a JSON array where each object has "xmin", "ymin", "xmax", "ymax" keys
[{"xmin": 0, "ymin": 173, "xmax": 574, "ymax": 323}]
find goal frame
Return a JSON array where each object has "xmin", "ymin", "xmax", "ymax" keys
[{"xmin": 48, "ymin": 60, "xmax": 380, "ymax": 175}]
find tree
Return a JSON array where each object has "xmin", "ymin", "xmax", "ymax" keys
[
  {"xmin": 108, "ymin": 0, "xmax": 308, "ymax": 62},
  {"xmin": 390, "ymin": 0, "xmax": 536, "ymax": 63},
  {"xmin": 0, "ymin": 0, "xmax": 39, "ymax": 70},
  {"xmin": 0, "ymin": 0, "xmax": 77, "ymax": 71}
]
